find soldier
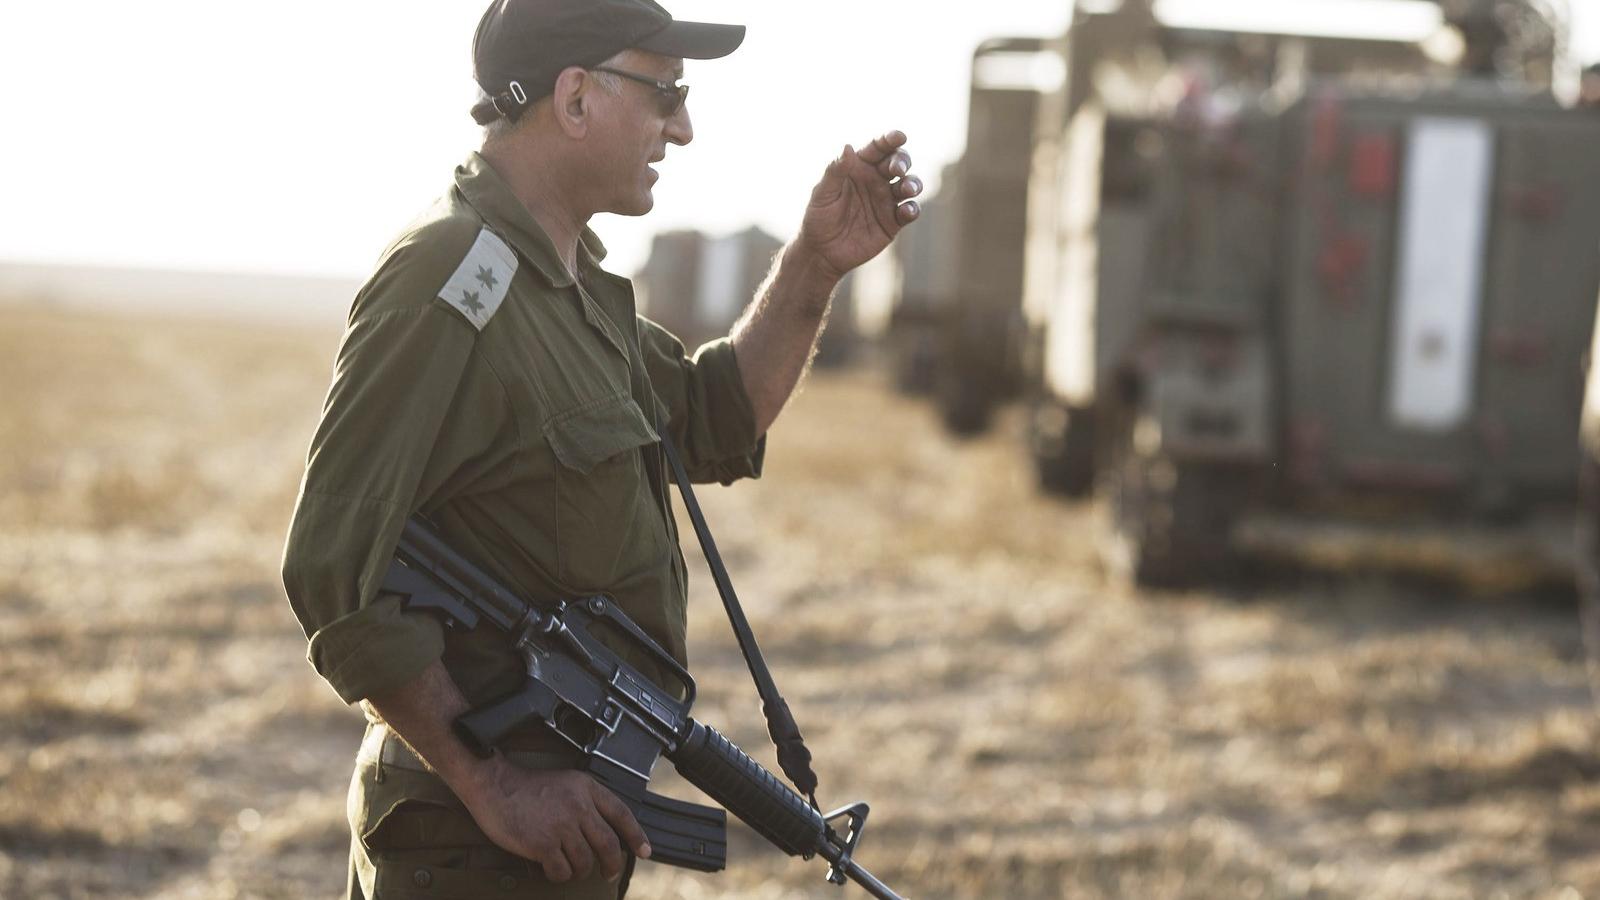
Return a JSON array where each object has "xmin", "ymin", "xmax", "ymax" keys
[{"xmin": 279, "ymin": 1, "xmax": 922, "ymax": 897}]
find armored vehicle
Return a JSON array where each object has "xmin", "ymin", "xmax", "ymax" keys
[
  {"xmin": 635, "ymin": 226, "xmax": 782, "ymax": 348},
  {"xmin": 1023, "ymin": 0, "xmax": 1598, "ymax": 586},
  {"xmin": 636, "ymin": 226, "xmax": 862, "ymax": 365},
  {"xmin": 1030, "ymin": 83, "xmax": 1600, "ymax": 585},
  {"xmin": 1141, "ymin": 88, "xmax": 1594, "ymax": 584},
  {"xmin": 1024, "ymin": 1, "xmax": 1438, "ymax": 492},
  {"xmin": 877, "ymin": 160, "xmax": 964, "ymax": 394},
  {"xmin": 873, "ymin": 38, "xmax": 1051, "ymax": 433}
]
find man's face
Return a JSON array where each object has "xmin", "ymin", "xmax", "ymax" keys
[{"xmin": 586, "ymin": 49, "xmax": 693, "ymax": 216}]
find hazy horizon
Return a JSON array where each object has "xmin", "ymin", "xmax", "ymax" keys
[
  {"xmin": 0, "ymin": 259, "xmax": 361, "ymax": 327},
  {"xmin": 3, "ymin": 0, "xmax": 1595, "ymax": 285}
]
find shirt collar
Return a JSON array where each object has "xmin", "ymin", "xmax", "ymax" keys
[{"xmin": 454, "ymin": 152, "xmax": 609, "ymax": 288}]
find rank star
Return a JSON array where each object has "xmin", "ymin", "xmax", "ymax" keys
[
  {"xmin": 475, "ymin": 265, "xmax": 499, "ymax": 291},
  {"xmin": 461, "ymin": 289, "xmax": 485, "ymax": 314}
]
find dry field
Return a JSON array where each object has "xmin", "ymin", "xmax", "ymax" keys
[{"xmin": 2, "ymin": 306, "xmax": 1599, "ymax": 899}]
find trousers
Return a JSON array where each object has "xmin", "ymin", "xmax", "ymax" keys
[{"xmin": 344, "ymin": 722, "xmax": 634, "ymax": 900}]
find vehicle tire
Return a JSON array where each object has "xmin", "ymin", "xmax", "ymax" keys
[
  {"xmin": 1032, "ymin": 404, "xmax": 1095, "ymax": 498},
  {"xmin": 1582, "ymin": 577, "xmax": 1600, "ymax": 718},
  {"xmin": 937, "ymin": 373, "xmax": 994, "ymax": 437},
  {"xmin": 1101, "ymin": 410, "xmax": 1242, "ymax": 588},
  {"xmin": 890, "ymin": 331, "xmax": 936, "ymax": 395}
]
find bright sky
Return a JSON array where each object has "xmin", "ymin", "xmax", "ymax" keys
[{"xmin": 1, "ymin": 1, "xmax": 1597, "ymax": 280}]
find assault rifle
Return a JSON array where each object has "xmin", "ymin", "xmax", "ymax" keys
[{"xmin": 379, "ymin": 517, "xmax": 903, "ymax": 899}]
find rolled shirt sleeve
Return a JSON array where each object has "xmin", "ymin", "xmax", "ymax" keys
[
  {"xmin": 638, "ymin": 317, "xmax": 766, "ymax": 484},
  {"xmin": 283, "ymin": 260, "xmax": 488, "ymax": 704}
]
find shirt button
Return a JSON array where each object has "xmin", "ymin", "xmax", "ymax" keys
[
  {"xmin": 498, "ymin": 874, "xmax": 518, "ymax": 891},
  {"xmin": 412, "ymin": 868, "xmax": 433, "ymax": 888}
]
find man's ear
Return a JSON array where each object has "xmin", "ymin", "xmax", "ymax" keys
[{"xmin": 551, "ymin": 67, "xmax": 591, "ymax": 139}]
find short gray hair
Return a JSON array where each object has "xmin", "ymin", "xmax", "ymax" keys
[{"xmin": 478, "ymin": 65, "xmax": 625, "ymax": 141}]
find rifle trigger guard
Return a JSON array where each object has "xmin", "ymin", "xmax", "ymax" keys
[{"xmin": 821, "ymin": 802, "xmax": 871, "ymax": 886}]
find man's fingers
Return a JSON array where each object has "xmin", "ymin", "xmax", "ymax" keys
[
  {"xmin": 590, "ymin": 783, "xmax": 651, "ymax": 859},
  {"xmin": 580, "ymin": 811, "xmax": 627, "ymax": 879},
  {"xmin": 876, "ymin": 149, "xmax": 912, "ymax": 179},
  {"xmin": 828, "ymin": 144, "xmax": 859, "ymax": 178},
  {"xmin": 540, "ymin": 846, "xmax": 574, "ymax": 883},
  {"xmin": 896, "ymin": 199, "xmax": 922, "ymax": 226},
  {"xmin": 894, "ymin": 174, "xmax": 924, "ymax": 201},
  {"xmin": 562, "ymin": 833, "xmax": 597, "ymax": 881},
  {"xmin": 855, "ymin": 130, "xmax": 907, "ymax": 165}
]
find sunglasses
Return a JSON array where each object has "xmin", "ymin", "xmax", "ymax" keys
[{"xmin": 590, "ymin": 66, "xmax": 690, "ymax": 117}]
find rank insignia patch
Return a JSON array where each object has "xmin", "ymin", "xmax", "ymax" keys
[{"xmin": 439, "ymin": 228, "xmax": 517, "ymax": 330}]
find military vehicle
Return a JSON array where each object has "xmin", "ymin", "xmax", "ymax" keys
[
  {"xmin": 889, "ymin": 2, "xmax": 1454, "ymax": 437},
  {"xmin": 1021, "ymin": 0, "xmax": 1600, "ymax": 586},
  {"xmin": 635, "ymin": 226, "xmax": 784, "ymax": 349},
  {"xmin": 875, "ymin": 159, "xmax": 962, "ymax": 394},
  {"xmin": 1581, "ymin": 323, "xmax": 1600, "ymax": 709},
  {"xmin": 871, "ymin": 38, "xmax": 1053, "ymax": 432},
  {"xmin": 1023, "ymin": 0, "xmax": 1438, "ymax": 496},
  {"xmin": 635, "ymin": 225, "xmax": 861, "ymax": 365}
]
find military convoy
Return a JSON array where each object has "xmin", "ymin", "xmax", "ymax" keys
[{"xmin": 875, "ymin": 0, "xmax": 1600, "ymax": 587}]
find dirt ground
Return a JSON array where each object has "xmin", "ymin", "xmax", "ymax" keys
[{"xmin": 2, "ymin": 307, "xmax": 1599, "ymax": 899}]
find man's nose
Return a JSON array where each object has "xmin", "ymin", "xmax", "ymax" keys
[{"xmin": 665, "ymin": 104, "xmax": 693, "ymax": 146}]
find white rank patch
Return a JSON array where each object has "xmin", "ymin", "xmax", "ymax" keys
[{"xmin": 438, "ymin": 228, "xmax": 518, "ymax": 331}]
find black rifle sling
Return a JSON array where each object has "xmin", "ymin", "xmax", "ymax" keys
[{"xmin": 656, "ymin": 430, "xmax": 820, "ymax": 803}]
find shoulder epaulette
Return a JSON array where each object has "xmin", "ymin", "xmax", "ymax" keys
[{"xmin": 437, "ymin": 227, "xmax": 517, "ymax": 331}]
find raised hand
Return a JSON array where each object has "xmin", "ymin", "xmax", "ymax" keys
[{"xmin": 796, "ymin": 130, "xmax": 923, "ymax": 281}]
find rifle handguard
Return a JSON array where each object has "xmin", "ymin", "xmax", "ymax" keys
[{"xmin": 671, "ymin": 722, "xmax": 826, "ymax": 857}]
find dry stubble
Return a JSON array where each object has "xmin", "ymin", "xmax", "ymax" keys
[{"xmin": 1, "ymin": 308, "xmax": 1597, "ymax": 899}]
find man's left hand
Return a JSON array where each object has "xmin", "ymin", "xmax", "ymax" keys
[{"xmin": 796, "ymin": 130, "xmax": 922, "ymax": 282}]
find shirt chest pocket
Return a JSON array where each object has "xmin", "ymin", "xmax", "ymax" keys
[{"xmin": 541, "ymin": 393, "xmax": 666, "ymax": 588}]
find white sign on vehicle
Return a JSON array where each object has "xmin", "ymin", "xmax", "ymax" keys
[
  {"xmin": 696, "ymin": 233, "xmax": 744, "ymax": 328},
  {"xmin": 1386, "ymin": 116, "xmax": 1495, "ymax": 432}
]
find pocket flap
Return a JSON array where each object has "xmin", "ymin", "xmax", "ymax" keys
[
  {"xmin": 362, "ymin": 798, "xmax": 481, "ymax": 852},
  {"xmin": 542, "ymin": 393, "xmax": 659, "ymax": 475}
]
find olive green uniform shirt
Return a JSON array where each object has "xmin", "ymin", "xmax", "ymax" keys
[{"xmin": 282, "ymin": 152, "xmax": 765, "ymax": 711}]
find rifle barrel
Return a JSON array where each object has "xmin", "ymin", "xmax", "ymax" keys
[{"xmin": 817, "ymin": 845, "xmax": 905, "ymax": 900}]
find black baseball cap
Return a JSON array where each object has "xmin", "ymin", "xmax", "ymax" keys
[{"xmin": 471, "ymin": 0, "xmax": 745, "ymax": 125}]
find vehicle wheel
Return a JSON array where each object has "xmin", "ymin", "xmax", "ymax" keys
[
  {"xmin": 1102, "ymin": 411, "xmax": 1242, "ymax": 588},
  {"xmin": 937, "ymin": 373, "xmax": 993, "ymax": 437},
  {"xmin": 1582, "ymin": 578, "xmax": 1600, "ymax": 718},
  {"xmin": 890, "ymin": 331, "xmax": 936, "ymax": 395},
  {"xmin": 1032, "ymin": 403, "xmax": 1095, "ymax": 498}
]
